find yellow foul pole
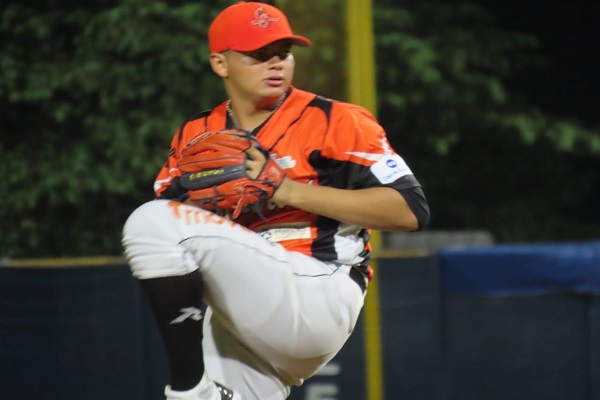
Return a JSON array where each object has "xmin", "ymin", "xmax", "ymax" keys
[
  {"xmin": 346, "ymin": 1, "xmax": 383, "ymax": 400},
  {"xmin": 346, "ymin": 0, "xmax": 377, "ymax": 112}
]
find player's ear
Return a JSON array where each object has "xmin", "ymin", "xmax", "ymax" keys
[{"xmin": 210, "ymin": 53, "xmax": 228, "ymax": 78}]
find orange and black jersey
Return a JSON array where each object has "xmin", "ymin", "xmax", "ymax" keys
[{"xmin": 155, "ymin": 87, "xmax": 429, "ymax": 277}]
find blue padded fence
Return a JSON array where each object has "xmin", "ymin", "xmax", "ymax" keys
[{"xmin": 1, "ymin": 241, "xmax": 600, "ymax": 400}]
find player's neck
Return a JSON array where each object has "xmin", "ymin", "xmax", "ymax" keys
[{"xmin": 227, "ymin": 94, "xmax": 287, "ymax": 131}]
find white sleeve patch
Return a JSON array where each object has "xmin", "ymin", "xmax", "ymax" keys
[{"xmin": 371, "ymin": 154, "xmax": 413, "ymax": 184}]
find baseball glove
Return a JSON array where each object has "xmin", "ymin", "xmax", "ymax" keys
[{"xmin": 163, "ymin": 129, "xmax": 286, "ymax": 219}]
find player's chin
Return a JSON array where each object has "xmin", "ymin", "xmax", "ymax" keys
[{"xmin": 259, "ymin": 84, "xmax": 289, "ymax": 99}]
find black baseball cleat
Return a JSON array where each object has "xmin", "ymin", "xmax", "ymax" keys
[{"xmin": 215, "ymin": 382, "xmax": 243, "ymax": 400}]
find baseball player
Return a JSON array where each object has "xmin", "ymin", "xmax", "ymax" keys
[{"xmin": 122, "ymin": 2, "xmax": 430, "ymax": 400}]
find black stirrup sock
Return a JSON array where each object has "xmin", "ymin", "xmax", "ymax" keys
[{"xmin": 141, "ymin": 271, "xmax": 205, "ymax": 391}]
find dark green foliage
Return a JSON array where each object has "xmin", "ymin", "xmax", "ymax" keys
[
  {"xmin": 277, "ymin": 0, "xmax": 348, "ymax": 100},
  {"xmin": 1, "ymin": 0, "xmax": 598, "ymax": 257},
  {"xmin": 373, "ymin": 0, "xmax": 600, "ymax": 241},
  {"xmin": 0, "ymin": 0, "xmax": 230, "ymax": 257}
]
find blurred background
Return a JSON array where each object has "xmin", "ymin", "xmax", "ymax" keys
[
  {"xmin": 1, "ymin": 0, "xmax": 599, "ymax": 399},
  {"xmin": 1, "ymin": 0, "xmax": 599, "ymax": 258}
]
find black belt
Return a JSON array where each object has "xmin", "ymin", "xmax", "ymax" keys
[{"xmin": 349, "ymin": 267, "xmax": 367, "ymax": 293}]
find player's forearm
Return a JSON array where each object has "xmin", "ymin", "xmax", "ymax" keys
[{"xmin": 274, "ymin": 179, "xmax": 419, "ymax": 231}]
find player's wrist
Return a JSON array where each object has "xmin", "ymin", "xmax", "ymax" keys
[{"xmin": 272, "ymin": 177, "xmax": 294, "ymax": 207}]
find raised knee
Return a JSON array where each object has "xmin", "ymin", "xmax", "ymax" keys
[
  {"xmin": 122, "ymin": 200, "xmax": 198, "ymax": 279},
  {"xmin": 123, "ymin": 200, "xmax": 168, "ymax": 237}
]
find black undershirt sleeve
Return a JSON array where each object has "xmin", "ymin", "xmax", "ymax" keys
[{"xmin": 398, "ymin": 185, "xmax": 430, "ymax": 231}]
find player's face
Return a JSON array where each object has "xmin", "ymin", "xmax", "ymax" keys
[{"xmin": 222, "ymin": 40, "xmax": 295, "ymax": 105}]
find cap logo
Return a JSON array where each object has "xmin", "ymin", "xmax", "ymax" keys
[{"xmin": 251, "ymin": 6, "xmax": 280, "ymax": 28}]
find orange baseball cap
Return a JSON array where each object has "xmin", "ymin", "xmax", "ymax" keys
[{"xmin": 208, "ymin": 2, "xmax": 312, "ymax": 53}]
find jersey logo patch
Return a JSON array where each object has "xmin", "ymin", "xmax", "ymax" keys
[{"xmin": 371, "ymin": 154, "xmax": 412, "ymax": 183}]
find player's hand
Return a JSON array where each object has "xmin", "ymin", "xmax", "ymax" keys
[
  {"xmin": 245, "ymin": 146, "xmax": 267, "ymax": 179},
  {"xmin": 246, "ymin": 146, "xmax": 289, "ymax": 207}
]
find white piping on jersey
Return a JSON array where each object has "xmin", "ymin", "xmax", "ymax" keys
[
  {"xmin": 345, "ymin": 136, "xmax": 394, "ymax": 161},
  {"xmin": 154, "ymin": 168, "xmax": 179, "ymax": 193},
  {"xmin": 259, "ymin": 225, "xmax": 366, "ymax": 266},
  {"xmin": 333, "ymin": 223, "xmax": 368, "ymax": 266}
]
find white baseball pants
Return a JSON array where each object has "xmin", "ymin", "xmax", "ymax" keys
[{"xmin": 122, "ymin": 200, "xmax": 365, "ymax": 400}]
